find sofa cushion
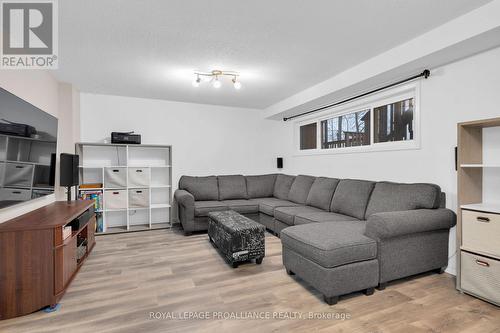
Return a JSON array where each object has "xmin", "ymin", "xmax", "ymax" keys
[
  {"xmin": 330, "ymin": 179, "xmax": 375, "ymax": 219},
  {"xmin": 365, "ymin": 182, "xmax": 441, "ymax": 218},
  {"xmin": 306, "ymin": 177, "xmax": 340, "ymax": 210},
  {"xmin": 222, "ymin": 200, "xmax": 259, "ymax": 214},
  {"xmin": 294, "ymin": 212, "xmax": 359, "ymax": 225},
  {"xmin": 274, "ymin": 206, "xmax": 324, "ymax": 226},
  {"xmin": 273, "ymin": 174, "xmax": 296, "ymax": 200},
  {"xmin": 281, "ymin": 222, "xmax": 376, "ymax": 268},
  {"xmin": 217, "ymin": 175, "xmax": 248, "ymax": 200},
  {"xmin": 194, "ymin": 201, "xmax": 229, "ymax": 217},
  {"xmin": 246, "ymin": 174, "xmax": 277, "ymax": 198},
  {"xmin": 179, "ymin": 176, "xmax": 219, "ymax": 201},
  {"xmin": 252, "ymin": 197, "xmax": 300, "ymax": 216},
  {"xmin": 288, "ymin": 175, "xmax": 316, "ymax": 204}
]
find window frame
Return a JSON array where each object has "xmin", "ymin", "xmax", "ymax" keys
[{"xmin": 294, "ymin": 82, "xmax": 420, "ymax": 155}]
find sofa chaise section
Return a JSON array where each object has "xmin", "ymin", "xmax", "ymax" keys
[{"xmin": 281, "ymin": 221, "xmax": 379, "ymax": 305}]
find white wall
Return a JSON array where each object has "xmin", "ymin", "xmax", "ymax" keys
[
  {"xmin": 275, "ymin": 46, "xmax": 500, "ymax": 275},
  {"xmin": 79, "ymin": 94, "xmax": 283, "ymax": 188}
]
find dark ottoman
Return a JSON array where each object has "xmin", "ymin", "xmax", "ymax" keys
[{"xmin": 208, "ymin": 210, "xmax": 265, "ymax": 268}]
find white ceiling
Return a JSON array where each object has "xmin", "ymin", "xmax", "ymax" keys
[{"xmin": 54, "ymin": 0, "xmax": 492, "ymax": 109}]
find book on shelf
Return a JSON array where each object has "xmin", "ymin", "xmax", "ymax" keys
[
  {"xmin": 80, "ymin": 183, "xmax": 103, "ymax": 189},
  {"xmin": 78, "ymin": 190, "xmax": 103, "ymax": 212}
]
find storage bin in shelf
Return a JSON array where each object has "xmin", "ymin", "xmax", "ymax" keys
[
  {"xmin": 104, "ymin": 167, "xmax": 127, "ymax": 188},
  {"xmin": 128, "ymin": 188, "xmax": 149, "ymax": 208},
  {"xmin": 0, "ymin": 188, "xmax": 31, "ymax": 201},
  {"xmin": 128, "ymin": 167, "xmax": 150, "ymax": 187},
  {"xmin": 4, "ymin": 162, "xmax": 33, "ymax": 187},
  {"xmin": 104, "ymin": 189, "xmax": 127, "ymax": 210}
]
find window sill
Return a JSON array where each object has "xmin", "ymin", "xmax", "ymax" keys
[{"xmin": 294, "ymin": 140, "xmax": 420, "ymax": 157}]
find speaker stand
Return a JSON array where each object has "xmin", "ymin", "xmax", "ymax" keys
[{"xmin": 66, "ymin": 186, "xmax": 72, "ymax": 202}]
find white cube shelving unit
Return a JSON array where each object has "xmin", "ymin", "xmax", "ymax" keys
[{"xmin": 76, "ymin": 142, "xmax": 172, "ymax": 234}]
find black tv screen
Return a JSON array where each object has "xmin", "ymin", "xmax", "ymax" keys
[{"xmin": 0, "ymin": 87, "xmax": 58, "ymax": 209}]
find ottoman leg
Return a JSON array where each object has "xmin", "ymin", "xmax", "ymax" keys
[
  {"xmin": 286, "ymin": 269, "xmax": 295, "ymax": 276},
  {"xmin": 324, "ymin": 295, "xmax": 339, "ymax": 305},
  {"xmin": 256, "ymin": 257, "xmax": 263, "ymax": 265},
  {"xmin": 377, "ymin": 282, "xmax": 387, "ymax": 291},
  {"xmin": 232, "ymin": 262, "xmax": 239, "ymax": 269},
  {"xmin": 184, "ymin": 231, "xmax": 192, "ymax": 236},
  {"xmin": 364, "ymin": 287, "xmax": 375, "ymax": 296}
]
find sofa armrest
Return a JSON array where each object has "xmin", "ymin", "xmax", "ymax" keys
[
  {"xmin": 364, "ymin": 208, "xmax": 457, "ymax": 240},
  {"xmin": 175, "ymin": 189, "xmax": 194, "ymax": 208},
  {"xmin": 174, "ymin": 190, "xmax": 195, "ymax": 228}
]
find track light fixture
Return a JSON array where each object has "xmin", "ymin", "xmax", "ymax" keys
[{"xmin": 192, "ymin": 70, "xmax": 242, "ymax": 90}]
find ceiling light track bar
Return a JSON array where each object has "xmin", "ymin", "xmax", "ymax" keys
[
  {"xmin": 194, "ymin": 70, "xmax": 239, "ymax": 77},
  {"xmin": 282, "ymin": 69, "xmax": 430, "ymax": 121}
]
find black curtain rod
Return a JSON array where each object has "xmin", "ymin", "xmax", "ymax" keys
[{"xmin": 283, "ymin": 69, "xmax": 430, "ymax": 121}]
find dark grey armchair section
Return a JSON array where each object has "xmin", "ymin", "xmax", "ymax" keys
[{"xmin": 365, "ymin": 208, "xmax": 457, "ymax": 287}]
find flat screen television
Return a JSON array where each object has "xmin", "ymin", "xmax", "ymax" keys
[{"xmin": 0, "ymin": 87, "xmax": 58, "ymax": 209}]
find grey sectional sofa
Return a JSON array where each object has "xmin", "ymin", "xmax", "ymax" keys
[{"xmin": 174, "ymin": 173, "xmax": 456, "ymax": 304}]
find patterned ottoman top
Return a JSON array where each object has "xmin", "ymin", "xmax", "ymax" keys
[{"xmin": 208, "ymin": 210, "xmax": 265, "ymax": 232}]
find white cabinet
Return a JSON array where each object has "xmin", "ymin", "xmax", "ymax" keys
[{"xmin": 76, "ymin": 143, "xmax": 172, "ymax": 234}]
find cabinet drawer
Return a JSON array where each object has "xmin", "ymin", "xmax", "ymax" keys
[
  {"xmin": 462, "ymin": 210, "xmax": 500, "ymax": 257},
  {"xmin": 461, "ymin": 251, "xmax": 500, "ymax": 306}
]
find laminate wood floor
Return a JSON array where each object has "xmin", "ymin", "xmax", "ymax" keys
[{"xmin": 1, "ymin": 229, "xmax": 499, "ymax": 333}]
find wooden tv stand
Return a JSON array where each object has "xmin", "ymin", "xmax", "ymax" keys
[{"xmin": 0, "ymin": 201, "xmax": 96, "ymax": 320}]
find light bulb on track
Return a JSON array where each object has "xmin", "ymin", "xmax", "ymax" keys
[
  {"xmin": 213, "ymin": 76, "xmax": 221, "ymax": 88},
  {"xmin": 192, "ymin": 75, "xmax": 201, "ymax": 87},
  {"xmin": 232, "ymin": 77, "xmax": 242, "ymax": 90}
]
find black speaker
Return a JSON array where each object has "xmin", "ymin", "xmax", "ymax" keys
[
  {"xmin": 277, "ymin": 157, "xmax": 283, "ymax": 169},
  {"xmin": 60, "ymin": 153, "xmax": 79, "ymax": 187}
]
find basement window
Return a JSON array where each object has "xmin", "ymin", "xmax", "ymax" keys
[
  {"xmin": 374, "ymin": 98, "xmax": 414, "ymax": 143},
  {"xmin": 321, "ymin": 109, "xmax": 370, "ymax": 149},
  {"xmin": 299, "ymin": 123, "xmax": 317, "ymax": 150},
  {"xmin": 295, "ymin": 83, "xmax": 419, "ymax": 154}
]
